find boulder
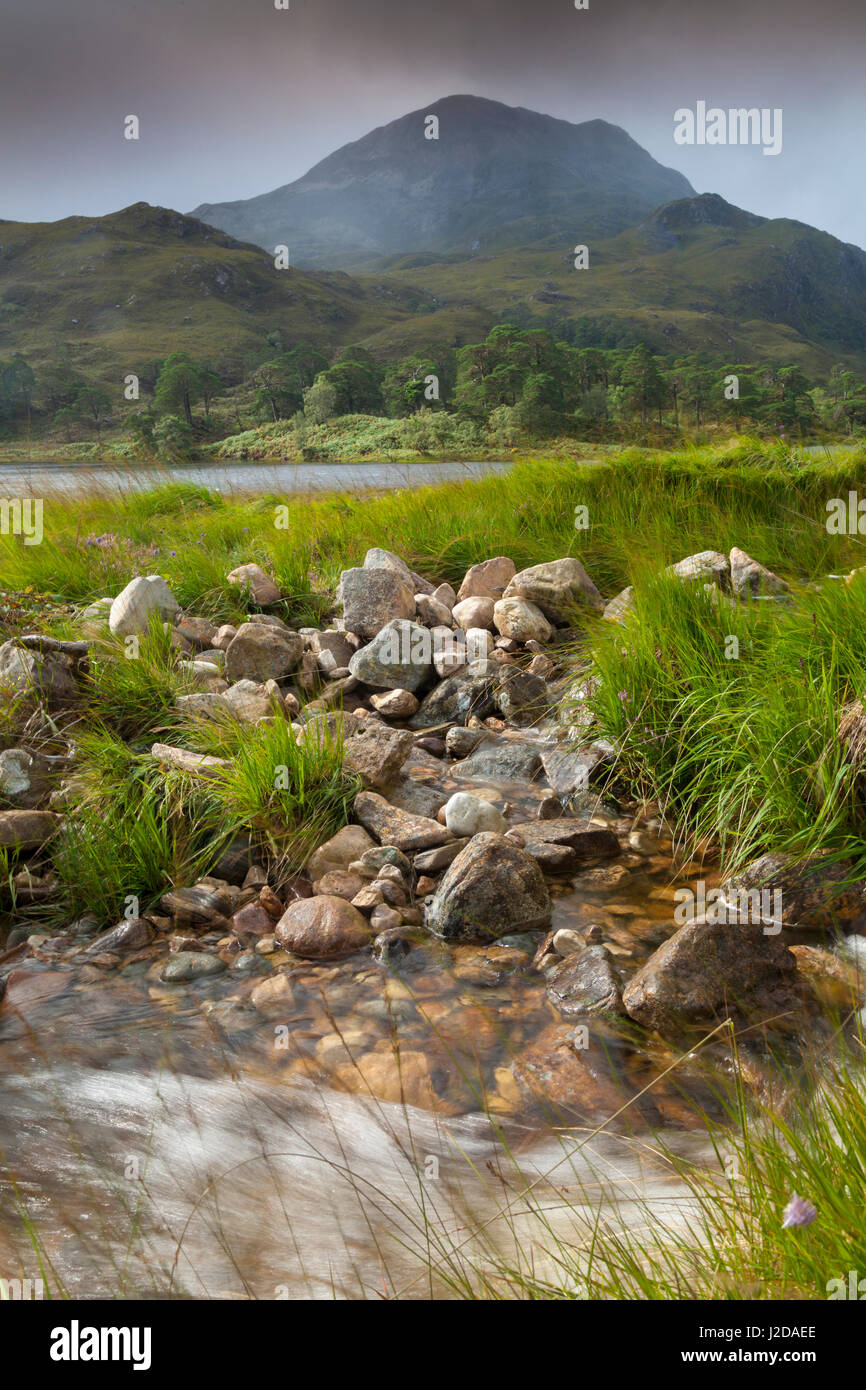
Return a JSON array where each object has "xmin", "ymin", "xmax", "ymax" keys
[
  {"xmin": 275, "ymin": 895, "xmax": 373, "ymax": 958},
  {"xmin": 0, "ymin": 641, "xmax": 79, "ymax": 709},
  {"xmin": 408, "ymin": 660, "xmax": 496, "ymax": 729},
  {"xmin": 415, "ymin": 593, "xmax": 453, "ymax": 628},
  {"xmin": 224, "ymin": 623, "xmax": 303, "ymax": 682},
  {"xmin": 369, "ymin": 688, "xmax": 420, "ymax": 719},
  {"xmin": 308, "ymin": 824, "xmax": 376, "ymax": 880},
  {"xmin": 348, "ymin": 619, "xmax": 435, "ymax": 693},
  {"xmin": 622, "ymin": 916, "xmax": 803, "ymax": 1036},
  {"xmin": 509, "ymin": 819, "xmax": 620, "ymax": 867},
  {"xmin": 452, "ymin": 597, "xmax": 495, "ymax": 631},
  {"xmin": 503, "ymin": 558, "xmax": 603, "ymax": 623},
  {"xmin": 76, "ymin": 597, "xmax": 113, "ymax": 637},
  {"xmin": 494, "ymin": 666, "xmax": 549, "ymax": 726},
  {"xmin": 0, "ymin": 809, "xmax": 59, "ymax": 850},
  {"xmin": 425, "ymin": 832, "xmax": 551, "ymax": 941},
  {"xmin": 729, "ymin": 547, "xmax": 789, "ymax": 599},
  {"xmin": 668, "ymin": 550, "xmax": 730, "ymax": 589},
  {"xmin": 457, "ymin": 557, "xmax": 516, "ymax": 602},
  {"xmin": 222, "ymin": 679, "xmax": 274, "ymax": 723},
  {"xmin": 343, "ymin": 722, "xmax": 414, "ymax": 789},
  {"xmin": 353, "ymin": 791, "xmax": 454, "ymax": 852},
  {"xmin": 546, "ymin": 946, "xmax": 624, "ymax": 1018},
  {"xmin": 720, "ymin": 851, "xmax": 866, "ymax": 931},
  {"xmin": 443, "ymin": 792, "xmax": 507, "ymax": 837},
  {"xmin": 307, "ymin": 629, "xmax": 355, "ymax": 670},
  {"xmin": 493, "ymin": 597, "xmax": 553, "ymax": 643},
  {"xmin": 339, "ymin": 567, "xmax": 416, "ymax": 641},
  {"xmin": 226, "ymin": 562, "xmax": 281, "ymax": 605},
  {"xmin": 108, "ymin": 575, "xmax": 179, "ymax": 637},
  {"xmin": 603, "ymin": 587, "xmax": 635, "ymax": 623},
  {"xmin": 460, "ymin": 734, "xmax": 542, "ymax": 780}
]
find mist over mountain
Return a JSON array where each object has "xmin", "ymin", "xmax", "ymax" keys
[{"xmin": 190, "ymin": 95, "xmax": 695, "ymax": 268}]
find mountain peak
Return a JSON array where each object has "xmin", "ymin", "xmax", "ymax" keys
[{"xmin": 190, "ymin": 95, "xmax": 694, "ymax": 268}]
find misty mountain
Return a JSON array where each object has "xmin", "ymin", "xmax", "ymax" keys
[{"xmin": 190, "ymin": 94, "xmax": 695, "ymax": 268}]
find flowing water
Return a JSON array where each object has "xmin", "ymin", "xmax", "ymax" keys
[{"xmin": 0, "ymin": 737, "xmax": 728, "ymax": 1299}]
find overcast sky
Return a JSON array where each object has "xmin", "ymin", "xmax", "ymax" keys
[{"xmin": 2, "ymin": 0, "xmax": 863, "ymax": 248}]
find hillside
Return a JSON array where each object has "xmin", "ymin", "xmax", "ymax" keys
[
  {"xmin": 0, "ymin": 204, "xmax": 427, "ymax": 386},
  {"xmin": 190, "ymin": 94, "xmax": 695, "ymax": 268},
  {"xmin": 362, "ymin": 193, "xmax": 866, "ymax": 375}
]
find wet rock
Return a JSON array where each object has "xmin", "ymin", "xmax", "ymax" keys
[
  {"xmin": 413, "ymin": 839, "xmax": 471, "ymax": 873},
  {"xmin": 541, "ymin": 741, "xmax": 614, "ymax": 803},
  {"xmin": 339, "ymin": 567, "xmax": 415, "ymax": 641},
  {"xmin": 791, "ymin": 944, "xmax": 865, "ymax": 1012},
  {"xmin": 457, "ymin": 557, "xmax": 516, "ymax": 602},
  {"xmin": 334, "ymin": 1047, "xmax": 437, "ymax": 1109},
  {"xmin": 494, "ymin": 666, "xmax": 549, "ymax": 726},
  {"xmin": 512, "ymin": 1024, "xmax": 629, "ymax": 1119},
  {"xmin": 355, "ymin": 844, "xmax": 413, "ymax": 878},
  {"xmin": 492, "ymin": 597, "xmax": 553, "ymax": 643},
  {"xmin": 373, "ymin": 928, "xmax": 413, "ymax": 963},
  {"xmin": 370, "ymin": 688, "xmax": 420, "ymax": 718},
  {"xmin": 250, "ymin": 972, "xmax": 295, "ymax": 1007},
  {"xmin": 622, "ymin": 916, "xmax": 803, "ymax": 1036},
  {"xmin": 226, "ymin": 562, "xmax": 281, "ymax": 605},
  {"xmin": 729, "ymin": 547, "xmax": 788, "ymax": 599},
  {"xmin": 160, "ymin": 882, "xmax": 234, "ymax": 928},
  {"xmin": 343, "ymin": 722, "xmax": 413, "ymax": 789},
  {"xmin": 603, "ymin": 587, "xmax": 635, "ymax": 623},
  {"xmin": 510, "ymin": 819, "xmax": 620, "ymax": 865},
  {"xmin": 80, "ymin": 917, "xmax": 153, "ymax": 958},
  {"xmin": 161, "ymin": 951, "xmax": 226, "ymax": 982},
  {"xmin": 224, "ymin": 623, "xmax": 303, "ymax": 682},
  {"xmin": 353, "ymin": 791, "xmax": 454, "ymax": 852},
  {"xmin": 351, "ymin": 883, "xmax": 386, "ymax": 913},
  {"xmin": 415, "ymin": 735, "xmax": 446, "ymax": 757},
  {"xmin": 370, "ymin": 903, "xmax": 403, "ymax": 932},
  {"xmin": 0, "ymin": 809, "xmax": 59, "ymax": 850},
  {"xmin": 452, "ymin": 596, "xmax": 495, "ymax": 630},
  {"xmin": 720, "ymin": 851, "xmax": 866, "ymax": 931},
  {"xmin": 552, "ymin": 927, "xmax": 584, "ymax": 955},
  {"xmin": 108, "ymin": 575, "xmax": 179, "ymax": 637},
  {"xmin": 503, "ymin": 558, "xmax": 603, "ymax": 623},
  {"xmin": 547, "ymin": 946, "xmax": 624, "ymax": 1018},
  {"xmin": 230, "ymin": 901, "xmax": 276, "ymax": 936},
  {"xmin": 312, "ymin": 869, "xmax": 365, "ymax": 901},
  {"xmin": 348, "ymin": 618, "xmax": 435, "ymax": 693},
  {"xmin": 275, "ymin": 895, "xmax": 373, "ymax": 958},
  {"xmin": 376, "ymin": 773, "xmax": 443, "ymax": 820},
  {"xmin": 537, "ymin": 795, "xmax": 563, "ymax": 820},
  {"xmin": 307, "ymin": 824, "xmax": 375, "ymax": 880},
  {"xmin": 445, "ymin": 726, "xmax": 486, "ymax": 759},
  {"xmin": 668, "ymin": 550, "xmax": 730, "ymax": 589},
  {"xmin": 408, "ymin": 660, "xmax": 496, "ymax": 729},
  {"xmin": 443, "ymin": 792, "xmax": 507, "ymax": 836},
  {"xmin": 425, "ymin": 832, "xmax": 551, "ymax": 941}
]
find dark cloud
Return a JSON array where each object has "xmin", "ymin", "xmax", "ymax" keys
[{"xmin": 2, "ymin": 0, "xmax": 863, "ymax": 246}]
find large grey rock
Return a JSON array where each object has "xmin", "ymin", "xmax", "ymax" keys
[
  {"xmin": 408, "ymin": 660, "xmax": 496, "ymax": 729},
  {"xmin": 339, "ymin": 566, "xmax": 415, "ymax": 641},
  {"xmin": 415, "ymin": 593, "xmax": 453, "ymax": 628},
  {"xmin": 0, "ymin": 809, "xmax": 59, "ymax": 849},
  {"xmin": 348, "ymin": 619, "xmax": 435, "ymax": 693},
  {"xmin": 425, "ymin": 833, "xmax": 551, "ymax": 941},
  {"xmin": 109, "ymin": 575, "xmax": 179, "ymax": 636},
  {"xmin": 460, "ymin": 734, "xmax": 542, "ymax": 780},
  {"xmin": 451, "ymin": 596, "xmax": 495, "ymax": 631},
  {"xmin": 224, "ymin": 622, "xmax": 302, "ymax": 682},
  {"xmin": 503, "ymin": 558, "xmax": 603, "ymax": 623},
  {"xmin": 343, "ymin": 722, "xmax": 413, "ymax": 789},
  {"xmin": 541, "ymin": 741, "xmax": 615, "ymax": 804},
  {"xmin": 306, "ymin": 628, "xmax": 354, "ymax": 669},
  {"xmin": 222, "ymin": 679, "xmax": 274, "ymax": 723}
]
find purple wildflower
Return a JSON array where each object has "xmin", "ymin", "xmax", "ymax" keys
[{"xmin": 781, "ymin": 1194, "xmax": 816, "ymax": 1229}]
